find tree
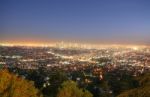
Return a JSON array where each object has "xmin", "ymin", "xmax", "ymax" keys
[
  {"xmin": 42, "ymin": 69, "xmax": 68, "ymax": 97},
  {"xmin": 57, "ymin": 80, "xmax": 93, "ymax": 97},
  {"xmin": 105, "ymin": 70, "xmax": 139, "ymax": 96},
  {"xmin": 117, "ymin": 86, "xmax": 150, "ymax": 97},
  {"xmin": 117, "ymin": 73, "xmax": 150, "ymax": 97},
  {"xmin": 0, "ymin": 69, "xmax": 42, "ymax": 97}
]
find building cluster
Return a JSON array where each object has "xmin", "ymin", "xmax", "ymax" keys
[{"xmin": 0, "ymin": 45, "xmax": 150, "ymax": 84}]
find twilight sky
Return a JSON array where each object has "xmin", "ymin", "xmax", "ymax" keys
[{"xmin": 0, "ymin": 0, "xmax": 150, "ymax": 45}]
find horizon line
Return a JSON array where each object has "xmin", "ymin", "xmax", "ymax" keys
[{"xmin": 0, "ymin": 41, "xmax": 149, "ymax": 48}]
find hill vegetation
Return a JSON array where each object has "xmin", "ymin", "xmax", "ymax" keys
[{"xmin": 0, "ymin": 69, "xmax": 42, "ymax": 97}]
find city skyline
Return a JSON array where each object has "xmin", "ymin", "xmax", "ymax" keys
[{"xmin": 0, "ymin": 0, "xmax": 150, "ymax": 45}]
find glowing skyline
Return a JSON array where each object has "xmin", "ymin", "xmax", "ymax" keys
[{"xmin": 0, "ymin": 0, "xmax": 150, "ymax": 45}]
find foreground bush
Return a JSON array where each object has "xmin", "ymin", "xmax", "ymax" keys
[
  {"xmin": 117, "ymin": 73, "xmax": 150, "ymax": 97},
  {"xmin": 57, "ymin": 80, "xmax": 93, "ymax": 97},
  {"xmin": 0, "ymin": 69, "xmax": 42, "ymax": 97}
]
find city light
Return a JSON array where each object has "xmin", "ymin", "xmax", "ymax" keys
[{"xmin": 133, "ymin": 47, "xmax": 139, "ymax": 50}]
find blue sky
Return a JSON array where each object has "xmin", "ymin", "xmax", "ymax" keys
[{"xmin": 0, "ymin": 0, "xmax": 150, "ymax": 45}]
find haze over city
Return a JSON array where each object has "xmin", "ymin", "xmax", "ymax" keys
[
  {"xmin": 1, "ymin": 1, "xmax": 150, "ymax": 97},
  {"xmin": 0, "ymin": 0, "xmax": 150, "ymax": 45}
]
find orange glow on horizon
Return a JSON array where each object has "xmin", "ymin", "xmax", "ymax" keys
[
  {"xmin": 0, "ymin": 41, "xmax": 149, "ymax": 49},
  {"xmin": 0, "ymin": 42, "xmax": 56, "ymax": 47}
]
